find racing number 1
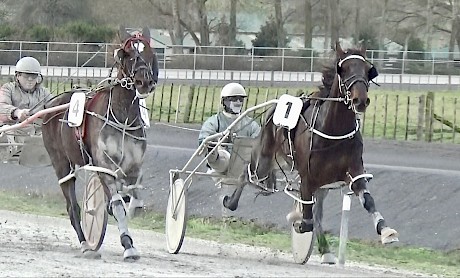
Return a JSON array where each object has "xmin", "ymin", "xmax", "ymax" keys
[
  {"xmin": 284, "ymin": 101, "xmax": 293, "ymax": 118},
  {"xmin": 273, "ymin": 94, "xmax": 302, "ymax": 130}
]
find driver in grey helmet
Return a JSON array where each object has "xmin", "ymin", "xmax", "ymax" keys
[
  {"xmin": 0, "ymin": 57, "xmax": 53, "ymax": 157},
  {"xmin": 198, "ymin": 82, "xmax": 260, "ymax": 174}
]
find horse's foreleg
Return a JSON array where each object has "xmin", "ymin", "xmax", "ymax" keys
[
  {"xmin": 351, "ymin": 179, "xmax": 399, "ymax": 244},
  {"xmin": 294, "ymin": 184, "xmax": 314, "ymax": 234},
  {"xmin": 110, "ymin": 194, "xmax": 140, "ymax": 261},
  {"xmin": 313, "ymin": 188, "xmax": 336, "ymax": 264}
]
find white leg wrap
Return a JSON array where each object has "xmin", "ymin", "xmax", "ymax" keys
[
  {"xmin": 111, "ymin": 194, "xmax": 130, "ymax": 236},
  {"xmin": 372, "ymin": 212, "xmax": 384, "ymax": 231}
]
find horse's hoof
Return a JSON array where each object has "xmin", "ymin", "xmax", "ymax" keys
[
  {"xmin": 123, "ymin": 247, "xmax": 140, "ymax": 261},
  {"xmin": 222, "ymin": 196, "xmax": 237, "ymax": 211},
  {"xmin": 286, "ymin": 211, "xmax": 302, "ymax": 223},
  {"xmin": 293, "ymin": 219, "xmax": 313, "ymax": 233},
  {"xmin": 321, "ymin": 253, "xmax": 337, "ymax": 264},
  {"xmin": 82, "ymin": 250, "xmax": 102, "ymax": 260},
  {"xmin": 381, "ymin": 227, "xmax": 399, "ymax": 245},
  {"xmin": 80, "ymin": 241, "xmax": 90, "ymax": 253}
]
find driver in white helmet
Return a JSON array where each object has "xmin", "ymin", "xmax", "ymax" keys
[
  {"xmin": 198, "ymin": 82, "xmax": 260, "ymax": 174},
  {"xmin": 0, "ymin": 57, "xmax": 53, "ymax": 156}
]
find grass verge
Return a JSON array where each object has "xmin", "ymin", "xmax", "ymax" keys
[{"xmin": 0, "ymin": 189, "xmax": 458, "ymax": 277}]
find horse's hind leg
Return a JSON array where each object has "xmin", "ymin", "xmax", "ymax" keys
[
  {"xmin": 60, "ymin": 178, "xmax": 86, "ymax": 247},
  {"xmin": 313, "ymin": 188, "xmax": 336, "ymax": 264},
  {"xmin": 351, "ymin": 179, "xmax": 399, "ymax": 244},
  {"xmin": 222, "ymin": 182, "xmax": 246, "ymax": 211}
]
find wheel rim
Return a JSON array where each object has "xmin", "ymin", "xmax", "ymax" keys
[
  {"xmin": 165, "ymin": 178, "xmax": 187, "ymax": 254},
  {"xmin": 291, "ymin": 201, "xmax": 314, "ymax": 264},
  {"xmin": 81, "ymin": 173, "xmax": 108, "ymax": 251}
]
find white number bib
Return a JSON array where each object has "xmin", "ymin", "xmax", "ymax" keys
[
  {"xmin": 272, "ymin": 94, "xmax": 303, "ymax": 130},
  {"xmin": 68, "ymin": 92, "xmax": 86, "ymax": 127}
]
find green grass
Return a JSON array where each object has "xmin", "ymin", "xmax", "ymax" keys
[{"xmin": 0, "ymin": 189, "xmax": 458, "ymax": 277}]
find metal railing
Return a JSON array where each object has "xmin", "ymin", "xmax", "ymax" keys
[{"xmin": 1, "ymin": 40, "xmax": 460, "ymax": 75}]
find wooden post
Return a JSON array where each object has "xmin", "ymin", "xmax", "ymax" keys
[
  {"xmin": 417, "ymin": 95, "xmax": 425, "ymax": 141},
  {"xmin": 183, "ymin": 85, "xmax": 195, "ymax": 123},
  {"xmin": 425, "ymin": 92, "xmax": 434, "ymax": 142},
  {"xmin": 393, "ymin": 95, "xmax": 399, "ymax": 139}
]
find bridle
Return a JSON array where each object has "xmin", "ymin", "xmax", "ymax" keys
[
  {"xmin": 337, "ymin": 54, "xmax": 370, "ymax": 114},
  {"xmin": 117, "ymin": 34, "xmax": 156, "ymax": 98}
]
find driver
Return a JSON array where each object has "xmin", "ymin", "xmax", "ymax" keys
[
  {"xmin": 0, "ymin": 56, "xmax": 53, "ymax": 156},
  {"xmin": 198, "ymin": 82, "xmax": 260, "ymax": 175}
]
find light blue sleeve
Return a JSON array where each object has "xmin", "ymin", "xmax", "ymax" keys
[{"xmin": 198, "ymin": 115, "xmax": 219, "ymax": 146}]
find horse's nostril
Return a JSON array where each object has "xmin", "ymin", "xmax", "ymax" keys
[
  {"xmin": 135, "ymin": 80, "xmax": 143, "ymax": 86},
  {"xmin": 365, "ymin": 98, "xmax": 371, "ymax": 107}
]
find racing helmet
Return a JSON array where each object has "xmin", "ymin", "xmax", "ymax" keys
[
  {"xmin": 220, "ymin": 83, "xmax": 247, "ymax": 115},
  {"xmin": 15, "ymin": 57, "xmax": 41, "ymax": 74},
  {"xmin": 220, "ymin": 82, "xmax": 247, "ymax": 98}
]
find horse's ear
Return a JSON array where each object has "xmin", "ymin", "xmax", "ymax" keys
[
  {"xmin": 142, "ymin": 27, "xmax": 151, "ymax": 40},
  {"xmin": 335, "ymin": 41, "xmax": 345, "ymax": 74},
  {"xmin": 335, "ymin": 41, "xmax": 345, "ymax": 57},
  {"xmin": 113, "ymin": 48, "xmax": 125, "ymax": 63}
]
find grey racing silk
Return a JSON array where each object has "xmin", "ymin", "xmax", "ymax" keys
[
  {"xmin": 0, "ymin": 82, "xmax": 53, "ymax": 124},
  {"xmin": 198, "ymin": 112, "xmax": 261, "ymax": 146}
]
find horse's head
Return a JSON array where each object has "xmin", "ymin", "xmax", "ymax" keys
[
  {"xmin": 114, "ymin": 26, "xmax": 158, "ymax": 98},
  {"xmin": 335, "ymin": 42, "xmax": 378, "ymax": 113}
]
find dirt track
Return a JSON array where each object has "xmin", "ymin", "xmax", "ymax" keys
[
  {"xmin": 2, "ymin": 123, "xmax": 460, "ymax": 253},
  {"xmin": 0, "ymin": 210, "xmax": 426, "ymax": 277}
]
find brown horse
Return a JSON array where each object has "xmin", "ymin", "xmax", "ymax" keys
[
  {"xmin": 223, "ymin": 42, "xmax": 398, "ymax": 263},
  {"xmin": 41, "ymin": 27, "xmax": 158, "ymax": 260}
]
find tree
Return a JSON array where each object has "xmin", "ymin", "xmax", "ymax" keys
[
  {"xmin": 197, "ymin": 0, "xmax": 210, "ymax": 48},
  {"xmin": 303, "ymin": 0, "xmax": 313, "ymax": 49},
  {"xmin": 251, "ymin": 16, "xmax": 289, "ymax": 56},
  {"xmin": 449, "ymin": 0, "xmax": 459, "ymax": 62},
  {"xmin": 171, "ymin": 0, "xmax": 184, "ymax": 53},
  {"xmin": 229, "ymin": 0, "xmax": 237, "ymax": 45},
  {"xmin": 329, "ymin": 0, "xmax": 340, "ymax": 49},
  {"xmin": 7, "ymin": 0, "xmax": 93, "ymax": 28}
]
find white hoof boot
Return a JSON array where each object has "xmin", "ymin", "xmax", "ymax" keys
[
  {"xmin": 321, "ymin": 252, "xmax": 337, "ymax": 264},
  {"xmin": 123, "ymin": 247, "xmax": 140, "ymax": 261},
  {"xmin": 381, "ymin": 227, "xmax": 399, "ymax": 244},
  {"xmin": 286, "ymin": 211, "xmax": 302, "ymax": 223}
]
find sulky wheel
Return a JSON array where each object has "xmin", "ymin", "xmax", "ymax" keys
[
  {"xmin": 291, "ymin": 200, "xmax": 315, "ymax": 264},
  {"xmin": 165, "ymin": 177, "xmax": 187, "ymax": 254},
  {"xmin": 81, "ymin": 173, "xmax": 108, "ymax": 251}
]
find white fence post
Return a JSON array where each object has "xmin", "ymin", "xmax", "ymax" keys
[{"xmin": 338, "ymin": 193, "xmax": 352, "ymax": 266}]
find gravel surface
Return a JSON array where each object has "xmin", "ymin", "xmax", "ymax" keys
[{"xmin": 0, "ymin": 210, "xmax": 427, "ymax": 277}]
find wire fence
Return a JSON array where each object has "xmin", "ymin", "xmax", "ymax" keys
[{"xmin": 1, "ymin": 40, "xmax": 460, "ymax": 75}]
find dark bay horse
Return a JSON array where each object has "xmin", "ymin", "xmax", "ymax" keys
[
  {"xmin": 41, "ymin": 27, "xmax": 158, "ymax": 260},
  {"xmin": 223, "ymin": 42, "xmax": 399, "ymax": 263}
]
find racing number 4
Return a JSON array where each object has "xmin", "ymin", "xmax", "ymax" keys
[{"xmin": 68, "ymin": 92, "xmax": 86, "ymax": 127}]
